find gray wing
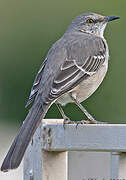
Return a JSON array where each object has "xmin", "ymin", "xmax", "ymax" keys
[
  {"xmin": 45, "ymin": 55, "xmax": 105, "ymax": 103},
  {"xmin": 25, "ymin": 58, "xmax": 47, "ymax": 107},
  {"xmin": 44, "ymin": 37, "xmax": 107, "ymax": 104},
  {"xmin": 26, "ymin": 35, "xmax": 107, "ymax": 106}
]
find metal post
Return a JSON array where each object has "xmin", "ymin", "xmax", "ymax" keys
[{"xmin": 24, "ymin": 120, "xmax": 126, "ymax": 180}]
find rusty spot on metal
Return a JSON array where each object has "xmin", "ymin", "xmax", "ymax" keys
[
  {"xmin": 47, "ymin": 128, "xmax": 52, "ymax": 149},
  {"xmin": 42, "ymin": 126, "xmax": 52, "ymax": 149},
  {"xmin": 42, "ymin": 126, "xmax": 46, "ymax": 147},
  {"xmin": 48, "ymin": 128, "xmax": 51, "ymax": 137}
]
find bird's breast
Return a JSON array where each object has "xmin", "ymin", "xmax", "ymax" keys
[
  {"xmin": 57, "ymin": 60, "xmax": 108, "ymax": 106},
  {"xmin": 72, "ymin": 61, "xmax": 108, "ymax": 103}
]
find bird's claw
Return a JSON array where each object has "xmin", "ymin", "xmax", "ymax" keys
[
  {"xmin": 87, "ymin": 118, "xmax": 107, "ymax": 124},
  {"xmin": 63, "ymin": 117, "xmax": 73, "ymax": 129},
  {"xmin": 63, "ymin": 118, "xmax": 107, "ymax": 129}
]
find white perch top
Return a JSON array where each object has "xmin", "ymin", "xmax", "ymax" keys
[{"xmin": 42, "ymin": 119, "xmax": 126, "ymax": 152}]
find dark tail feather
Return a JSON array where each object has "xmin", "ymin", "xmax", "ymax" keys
[{"xmin": 1, "ymin": 102, "xmax": 49, "ymax": 172}]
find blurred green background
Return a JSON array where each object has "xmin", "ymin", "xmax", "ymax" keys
[{"xmin": 0, "ymin": 0, "xmax": 125, "ymax": 126}]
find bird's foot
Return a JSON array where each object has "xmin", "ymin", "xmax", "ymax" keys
[
  {"xmin": 63, "ymin": 119, "xmax": 93, "ymax": 129},
  {"xmin": 73, "ymin": 119, "xmax": 107, "ymax": 128},
  {"xmin": 63, "ymin": 116, "xmax": 73, "ymax": 129},
  {"xmin": 63, "ymin": 117, "xmax": 107, "ymax": 129},
  {"xmin": 87, "ymin": 118, "xmax": 107, "ymax": 124}
]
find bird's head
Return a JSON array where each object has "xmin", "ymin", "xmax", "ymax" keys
[{"xmin": 68, "ymin": 13, "xmax": 120, "ymax": 37}]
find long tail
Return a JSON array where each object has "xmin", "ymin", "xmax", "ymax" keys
[{"xmin": 1, "ymin": 101, "xmax": 49, "ymax": 172}]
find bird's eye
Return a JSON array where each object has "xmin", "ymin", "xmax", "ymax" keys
[{"xmin": 86, "ymin": 18, "xmax": 94, "ymax": 24}]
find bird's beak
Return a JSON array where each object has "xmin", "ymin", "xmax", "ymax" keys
[{"xmin": 105, "ymin": 16, "xmax": 120, "ymax": 22}]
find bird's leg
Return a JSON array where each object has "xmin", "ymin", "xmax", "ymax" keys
[
  {"xmin": 55, "ymin": 103, "xmax": 74, "ymax": 127},
  {"xmin": 55, "ymin": 103, "xmax": 91, "ymax": 129},
  {"xmin": 70, "ymin": 93, "xmax": 104, "ymax": 124}
]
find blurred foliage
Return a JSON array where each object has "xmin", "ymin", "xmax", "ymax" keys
[{"xmin": 0, "ymin": 0, "xmax": 125, "ymax": 125}]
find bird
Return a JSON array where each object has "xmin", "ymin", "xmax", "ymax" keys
[{"xmin": 1, "ymin": 12, "xmax": 120, "ymax": 171}]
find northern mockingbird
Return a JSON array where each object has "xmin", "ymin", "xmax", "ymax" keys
[{"xmin": 1, "ymin": 13, "xmax": 120, "ymax": 171}]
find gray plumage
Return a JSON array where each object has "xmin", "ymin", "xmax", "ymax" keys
[
  {"xmin": 1, "ymin": 12, "xmax": 120, "ymax": 171},
  {"xmin": 27, "ymin": 32, "xmax": 106, "ymax": 105}
]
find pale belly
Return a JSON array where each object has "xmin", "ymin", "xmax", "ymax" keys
[{"xmin": 57, "ymin": 62, "xmax": 108, "ymax": 106}]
